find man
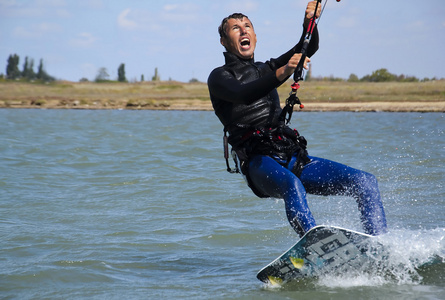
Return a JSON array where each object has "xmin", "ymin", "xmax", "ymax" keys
[{"xmin": 207, "ymin": 1, "xmax": 387, "ymax": 237}]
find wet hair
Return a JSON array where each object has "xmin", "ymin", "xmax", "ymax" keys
[{"xmin": 218, "ymin": 13, "xmax": 250, "ymax": 39}]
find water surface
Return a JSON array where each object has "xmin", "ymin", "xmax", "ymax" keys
[{"xmin": 1, "ymin": 110, "xmax": 444, "ymax": 299}]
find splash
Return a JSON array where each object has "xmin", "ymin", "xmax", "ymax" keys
[{"xmin": 317, "ymin": 228, "xmax": 445, "ymax": 288}]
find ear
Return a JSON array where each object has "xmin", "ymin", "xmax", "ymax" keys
[{"xmin": 220, "ymin": 37, "xmax": 226, "ymax": 48}]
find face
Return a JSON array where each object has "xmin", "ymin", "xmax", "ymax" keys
[{"xmin": 221, "ymin": 17, "xmax": 257, "ymax": 60}]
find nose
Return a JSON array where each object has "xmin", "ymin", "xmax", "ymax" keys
[{"xmin": 240, "ymin": 26, "xmax": 247, "ymax": 35}]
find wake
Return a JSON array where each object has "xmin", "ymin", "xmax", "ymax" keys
[{"xmin": 317, "ymin": 227, "xmax": 445, "ymax": 288}]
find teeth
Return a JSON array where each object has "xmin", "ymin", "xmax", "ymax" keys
[{"xmin": 240, "ymin": 38, "xmax": 250, "ymax": 46}]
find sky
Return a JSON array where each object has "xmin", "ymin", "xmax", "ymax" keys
[{"xmin": 1, "ymin": 0, "xmax": 444, "ymax": 83}]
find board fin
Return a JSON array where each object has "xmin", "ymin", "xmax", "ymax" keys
[
  {"xmin": 267, "ymin": 275, "xmax": 283, "ymax": 286},
  {"xmin": 289, "ymin": 257, "xmax": 304, "ymax": 269}
]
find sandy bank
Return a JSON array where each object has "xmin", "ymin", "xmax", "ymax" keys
[{"xmin": 1, "ymin": 80, "xmax": 444, "ymax": 112}]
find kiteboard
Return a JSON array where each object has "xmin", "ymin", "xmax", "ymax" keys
[{"xmin": 257, "ymin": 225, "xmax": 385, "ymax": 285}]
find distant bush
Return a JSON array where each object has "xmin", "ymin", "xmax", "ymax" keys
[
  {"xmin": 347, "ymin": 73, "xmax": 359, "ymax": 82},
  {"xmin": 95, "ymin": 67, "xmax": 109, "ymax": 82},
  {"xmin": 361, "ymin": 68, "xmax": 396, "ymax": 82},
  {"xmin": 357, "ymin": 68, "xmax": 431, "ymax": 83}
]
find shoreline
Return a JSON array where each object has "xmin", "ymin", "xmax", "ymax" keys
[
  {"xmin": 2, "ymin": 101, "xmax": 444, "ymax": 112},
  {"xmin": 1, "ymin": 80, "xmax": 444, "ymax": 112}
]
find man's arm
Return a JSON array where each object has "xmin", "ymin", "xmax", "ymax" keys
[
  {"xmin": 208, "ymin": 67, "xmax": 281, "ymax": 104},
  {"xmin": 271, "ymin": 25, "xmax": 319, "ymax": 82},
  {"xmin": 270, "ymin": 0, "xmax": 321, "ymax": 82}
]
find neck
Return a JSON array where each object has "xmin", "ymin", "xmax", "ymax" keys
[{"xmin": 224, "ymin": 51, "xmax": 254, "ymax": 62}]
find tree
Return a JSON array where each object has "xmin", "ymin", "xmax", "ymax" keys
[
  {"xmin": 6, "ymin": 54, "xmax": 20, "ymax": 79},
  {"xmin": 29, "ymin": 59, "xmax": 35, "ymax": 80},
  {"xmin": 118, "ymin": 63, "xmax": 127, "ymax": 82},
  {"xmin": 37, "ymin": 59, "xmax": 43, "ymax": 79},
  {"xmin": 347, "ymin": 73, "xmax": 359, "ymax": 82},
  {"xmin": 397, "ymin": 74, "xmax": 419, "ymax": 82},
  {"xmin": 362, "ymin": 68, "xmax": 396, "ymax": 82},
  {"xmin": 152, "ymin": 67, "xmax": 160, "ymax": 81},
  {"xmin": 95, "ymin": 67, "xmax": 109, "ymax": 82},
  {"xmin": 22, "ymin": 56, "xmax": 29, "ymax": 78},
  {"xmin": 141, "ymin": 74, "xmax": 144, "ymax": 82},
  {"xmin": 36, "ymin": 59, "xmax": 55, "ymax": 82},
  {"xmin": 22, "ymin": 57, "xmax": 36, "ymax": 80}
]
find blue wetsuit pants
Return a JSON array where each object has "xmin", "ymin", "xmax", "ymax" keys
[{"xmin": 247, "ymin": 154, "xmax": 387, "ymax": 237}]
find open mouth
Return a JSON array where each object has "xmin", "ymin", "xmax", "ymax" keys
[{"xmin": 240, "ymin": 38, "xmax": 250, "ymax": 49}]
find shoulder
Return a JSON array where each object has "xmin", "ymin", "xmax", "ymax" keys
[
  {"xmin": 208, "ymin": 66, "xmax": 225, "ymax": 78},
  {"xmin": 207, "ymin": 66, "xmax": 232, "ymax": 86}
]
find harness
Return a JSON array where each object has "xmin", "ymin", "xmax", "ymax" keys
[{"xmin": 223, "ymin": 123, "xmax": 310, "ymax": 177}]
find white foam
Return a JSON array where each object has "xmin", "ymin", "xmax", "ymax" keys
[{"xmin": 315, "ymin": 228, "xmax": 445, "ymax": 288}]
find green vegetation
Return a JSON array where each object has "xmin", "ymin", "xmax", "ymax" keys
[
  {"xmin": 95, "ymin": 67, "xmax": 110, "ymax": 82},
  {"xmin": 1, "ymin": 53, "xmax": 443, "ymax": 111},
  {"xmin": 5, "ymin": 53, "xmax": 440, "ymax": 84},
  {"xmin": 4, "ymin": 54, "xmax": 55, "ymax": 82},
  {"xmin": 152, "ymin": 67, "xmax": 160, "ymax": 81},
  {"xmin": 118, "ymin": 63, "xmax": 127, "ymax": 82},
  {"xmin": 277, "ymin": 80, "xmax": 445, "ymax": 104},
  {"xmin": 359, "ymin": 68, "xmax": 426, "ymax": 83},
  {"xmin": 308, "ymin": 68, "xmax": 438, "ymax": 83},
  {"xmin": 0, "ymin": 79, "xmax": 444, "ymax": 112}
]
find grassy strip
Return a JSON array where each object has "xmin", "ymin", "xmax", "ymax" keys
[{"xmin": 0, "ymin": 80, "xmax": 444, "ymax": 111}]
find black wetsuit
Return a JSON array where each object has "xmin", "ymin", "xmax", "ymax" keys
[
  {"xmin": 208, "ymin": 26, "xmax": 387, "ymax": 237},
  {"xmin": 208, "ymin": 27, "xmax": 318, "ymax": 151}
]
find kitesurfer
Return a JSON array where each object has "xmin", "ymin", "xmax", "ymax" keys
[{"xmin": 207, "ymin": 1, "xmax": 387, "ymax": 237}]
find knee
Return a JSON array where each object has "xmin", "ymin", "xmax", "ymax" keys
[
  {"xmin": 354, "ymin": 171, "xmax": 378, "ymax": 190},
  {"xmin": 350, "ymin": 171, "xmax": 380, "ymax": 201},
  {"xmin": 282, "ymin": 172, "xmax": 305, "ymax": 193}
]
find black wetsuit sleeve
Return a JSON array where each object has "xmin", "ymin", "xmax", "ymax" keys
[
  {"xmin": 208, "ymin": 67, "xmax": 281, "ymax": 104},
  {"xmin": 208, "ymin": 26, "xmax": 319, "ymax": 105},
  {"xmin": 298, "ymin": 24, "xmax": 319, "ymax": 57},
  {"xmin": 267, "ymin": 25, "xmax": 319, "ymax": 82}
]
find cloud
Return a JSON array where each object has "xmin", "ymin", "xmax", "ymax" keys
[
  {"xmin": 118, "ymin": 8, "xmax": 137, "ymax": 30},
  {"xmin": 224, "ymin": 0, "xmax": 259, "ymax": 13},
  {"xmin": 35, "ymin": 0, "xmax": 66, "ymax": 6},
  {"xmin": 162, "ymin": 3, "xmax": 200, "ymax": 12},
  {"xmin": 405, "ymin": 20, "xmax": 425, "ymax": 32},
  {"xmin": 38, "ymin": 22, "xmax": 62, "ymax": 32},
  {"xmin": 12, "ymin": 26, "xmax": 33, "ymax": 38},
  {"xmin": 55, "ymin": 8, "xmax": 70, "ymax": 18},
  {"xmin": 0, "ymin": 1, "xmax": 42, "ymax": 17},
  {"xmin": 115, "ymin": 4, "xmax": 207, "ymax": 36},
  {"xmin": 163, "ymin": 4, "xmax": 179, "ymax": 12},
  {"xmin": 35, "ymin": 0, "xmax": 70, "ymax": 17},
  {"xmin": 12, "ymin": 22, "xmax": 63, "ymax": 38},
  {"xmin": 1, "ymin": 0, "xmax": 70, "ymax": 17},
  {"xmin": 0, "ymin": 0, "xmax": 16, "ymax": 7},
  {"xmin": 69, "ymin": 32, "xmax": 97, "ymax": 48},
  {"xmin": 79, "ymin": 0, "xmax": 103, "ymax": 9},
  {"xmin": 336, "ymin": 16, "xmax": 358, "ymax": 29},
  {"xmin": 159, "ymin": 3, "xmax": 203, "ymax": 23}
]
